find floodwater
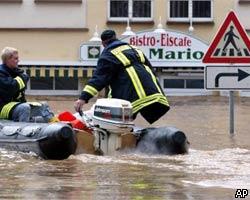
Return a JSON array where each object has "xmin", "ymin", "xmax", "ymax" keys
[{"xmin": 1, "ymin": 96, "xmax": 250, "ymax": 200}]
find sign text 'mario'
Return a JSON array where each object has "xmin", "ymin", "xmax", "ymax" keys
[{"xmin": 121, "ymin": 30, "xmax": 208, "ymax": 66}]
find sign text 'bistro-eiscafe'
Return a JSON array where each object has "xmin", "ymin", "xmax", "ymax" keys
[{"xmin": 80, "ymin": 30, "xmax": 208, "ymax": 67}]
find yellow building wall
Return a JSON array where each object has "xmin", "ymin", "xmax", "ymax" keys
[
  {"xmin": 0, "ymin": 30, "xmax": 88, "ymax": 61},
  {"xmin": 0, "ymin": 0, "xmax": 235, "ymax": 63}
]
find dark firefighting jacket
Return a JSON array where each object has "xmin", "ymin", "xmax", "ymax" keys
[
  {"xmin": 80, "ymin": 40, "xmax": 169, "ymax": 116},
  {"xmin": 0, "ymin": 64, "xmax": 28, "ymax": 119}
]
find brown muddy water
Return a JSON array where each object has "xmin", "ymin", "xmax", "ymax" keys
[{"xmin": 1, "ymin": 96, "xmax": 250, "ymax": 200}]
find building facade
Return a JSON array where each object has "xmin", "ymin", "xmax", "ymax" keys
[{"xmin": 0, "ymin": 0, "xmax": 237, "ymax": 96}]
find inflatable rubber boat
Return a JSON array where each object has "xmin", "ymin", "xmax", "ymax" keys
[
  {"xmin": 0, "ymin": 120, "xmax": 77, "ymax": 160},
  {"xmin": 0, "ymin": 98, "xmax": 189, "ymax": 159}
]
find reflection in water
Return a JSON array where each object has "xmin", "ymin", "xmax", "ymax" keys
[{"xmin": 0, "ymin": 96, "xmax": 250, "ymax": 199}]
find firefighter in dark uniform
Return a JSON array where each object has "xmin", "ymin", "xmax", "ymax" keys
[
  {"xmin": 74, "ymin": 30, "xmax": 170, "ymax": 124},
  {"xmin": 0, "ymin": 47, "xmax": 58, "ymax": 122}
]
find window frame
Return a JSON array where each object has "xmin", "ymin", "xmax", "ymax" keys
[
  {"xmin": 108, "ymin": 0, "xmax": 154, "ymax": 22},
  {"xmin": 28, "ymin": 77, "xmax": 81, "ymax": 95},
  {"xmin": 25, "ymin": 68, "xmax": 81, "ymax": 95},
  {"xmin": 167, "ymin": 0, "xmax": 213, "ymax": 22},
  {"xmin": 162, "ymin": 74, "xmax": 204, "ymax": 89}
]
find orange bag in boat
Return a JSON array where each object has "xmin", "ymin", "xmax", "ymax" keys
[
  {"xmin": 70, "ymin": 119, "xmax": 86, "ymax": 130},
  {"xmin": 58, "ymin": 111, "xmax": 89, "ymax": 131},
  {"xmin": 58, "ymin": 111, "xmax": 76, "ymax": 121}
]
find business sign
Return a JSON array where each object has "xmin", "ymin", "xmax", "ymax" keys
[
  {"xmin": 80, "ymin": 42, "xmax": 103, "ymax": 65},
  {"xmin": 205, "ymin": 66, "xmax": 250, "ymax": 90},
  {"xmin": 121, "ymin": 30, "xmax": 208, "ymax": 67},
  {"xmin": 80, "ymin": 29, "xmax": 208, "ymax": 67},
  {"xmin": 203, "ymin": 11, "xmax": 250, "ymax": 63}
]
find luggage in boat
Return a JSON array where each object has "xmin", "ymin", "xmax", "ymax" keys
[{"xmin": 135, "ymin": 127, "xmax": 189, "ymax": 155}]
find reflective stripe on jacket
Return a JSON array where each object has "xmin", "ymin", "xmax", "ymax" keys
[{"xmin": 0, "ymin": 102, "xmax": 20, "ymax": 119}]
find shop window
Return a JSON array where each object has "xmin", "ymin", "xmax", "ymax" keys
[
  {"xmin": 169, "ymin": 0, "xmax": 213, "ymax": 22},
  {"xmin": 34, "ymin": 0, "xmax": 82, "ymax": 2},
  {"xmin": 0, "ymin": 0, "xmax": 22, "ymax": 2},
  {"xmin": 186, "ymin": 79, "xmax": 204, "ymax": 88},
  {"xmin": 164, "ymin": 79, "xmax": 185, "ymax": 88},
  {"xmin": 108, "ymin": 0, "xmax": 153, "ymax": 22},
  {"xmin": 164, "ymin": 78, "xmax": 204, "ymax": 89},
  {"xmin": 30, "ymin": 77, "xmax": 53, "ymax": 90},
  {"xmin": 30, "ymin": 77, "xmax": 78, "ymax": 90},
  {"xmin": 55, "ymin": 77, "xmax": 78, "ymax": 90}
]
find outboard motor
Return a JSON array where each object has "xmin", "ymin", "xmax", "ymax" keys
[
  {"xmin": 84, "ymin": 98, "xmax": 134, "ymax": 155},
  {"xmin": 135, "ymin": 127, "xmax": 189, "ymax": 155}
]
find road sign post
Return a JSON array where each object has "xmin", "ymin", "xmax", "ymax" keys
[
  {"xmin": 229, "ymin": 90, "xmax": 234, "ymax": 135},
  {"xmin": 205, "ymin": 65, "xmax": 250, "ymax": 135}
]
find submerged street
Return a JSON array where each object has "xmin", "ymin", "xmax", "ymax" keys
[{"xmin": 0, "ymin": 96, "xmax": 250, "ymax": 199}]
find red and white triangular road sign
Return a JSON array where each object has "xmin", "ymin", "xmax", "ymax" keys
[{"xmin": 203, "ymin": 11, "xmax": 250, "ymax": 63}]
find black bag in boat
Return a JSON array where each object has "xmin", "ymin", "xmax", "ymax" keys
[{"xmin": 136, "ymin": 126, "xmax": 189, "ymax": 155}]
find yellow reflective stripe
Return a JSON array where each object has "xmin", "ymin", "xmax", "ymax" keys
[
  {"xmin": 133, "ymin": 97, "xmax": 169, "ymax": 114},
  {"xmin": 107, "ymin": 86, "xmax": 112, "ymax": 98},
  {"xmin": 132, "ymin": 93, "xmax": 169, "ymax": 113},
  {"xmin": 158, "ymin": 98, "xmax": 169, "ymax": 106},
  {"xmin": 132, "ymin": 93, "xmax": 168, "ymax": 108},
  {"xmin": 134, "ymin": 48, "xmax": 145, "ymax": 63},
  {"xmin": 113, "ymin": 52, "xmax": 130, "ymax": 66},
  {"xmin": 111, "ymin": 45, "xmax": 131, "ymax": 66},
  {"xmin": 126, "ymin": 66, "xmax": 146, "ymax": 99},
  {"xmin": 0, "ymin": 102, "xmax": 19, "ymax": 119},
  {"xmin": 144, "ymin": 65, "xmax": 162, "ymax": 94},
  {"xmin": 133, "ymin": 99, "xmax": 158, "ymax": 114},
  {"xmin": 17, "ymin": 93, "xmax": 22, "ymax": 99},
  {"xmin": 83, "ymin": 85, "xmax": 98, "ymax": 96},
  {"xmin": 111, "ymin": 45, "xmax": 131, "ymax": 54},
  {"xmin": 14, "ymin": 76, "xmax": 25, "ymax": 90}
]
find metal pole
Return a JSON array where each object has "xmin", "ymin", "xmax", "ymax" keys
[{"xmin": 229, "ymin": 90, "xmax": 234, "ymax": 135}]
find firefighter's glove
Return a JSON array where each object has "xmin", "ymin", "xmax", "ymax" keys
[{"xmin": 12, "ymin": 67, "xmax": 24, "ymax": 76}]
